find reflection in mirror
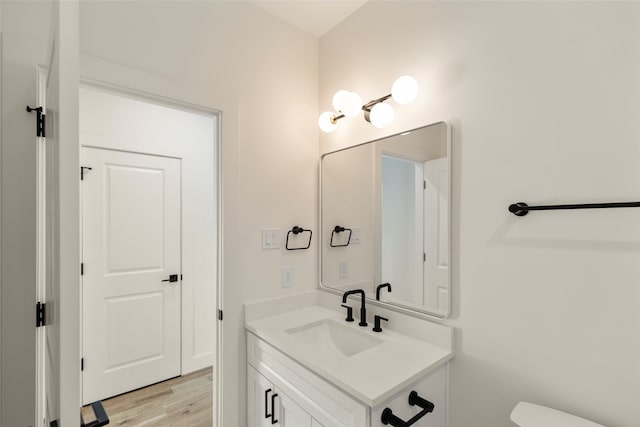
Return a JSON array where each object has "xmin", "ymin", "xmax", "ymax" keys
[{"xmin": 321, "ymin": 122, "xmax": 450, "ymax": 318}]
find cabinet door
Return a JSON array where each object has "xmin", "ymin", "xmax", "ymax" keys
[
  {"xmin": 276, "ymin": 391, "xmax": 313, "ymax": 427},
  {"xmin": 249, "ymin": 365, "xmax": 320, "ymax": 427},
  {"xmin": 248, "ymin": 365, "xmax": 276, "ymax": 427}
]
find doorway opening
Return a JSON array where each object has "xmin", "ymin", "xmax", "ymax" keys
[
  {"xmin": 380, "ymin": 154, "xmax": 448, "ymax": 310},
  {"xmin": 78, "ymin": 85, "xmax": 218, "ymax": 423}
]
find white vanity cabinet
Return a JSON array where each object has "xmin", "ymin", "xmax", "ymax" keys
[
  {"xmin": 247, "ymin": 332, "xmax": 448, "ymax": 427},
  {"xmin": 247, "ymin": 332, "xmax": 368, "ymax": 427},
  {"xmin": 248, "ymin": 365, "xmax": 322, "ymax": 427}
]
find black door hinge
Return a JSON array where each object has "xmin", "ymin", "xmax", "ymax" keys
[
  {"xmin": 81, "ymin": 166, "xmax": 93, "ymax": 181},
  {"xmin": 26, "ymin": 106, "xmax": 46, "ymax": 137},
  {"xmin": 218, "ymin": 309, "xmax": 223, "ymax": 321},
  {"xmin": 81, "ymin": 358, "xmax": 84, "ymax": 371},
  {"xmin": 36, "ymin": 302, "xmax": 46, "ymax": 327},
  {"xmin": 81, "ymin": 263, "xmax": 84, "ymax": 276}
]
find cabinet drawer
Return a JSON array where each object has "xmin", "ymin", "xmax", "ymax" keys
[{"xmin": 247, "ymin": 332, "xmax": 368, "ymax": 427}]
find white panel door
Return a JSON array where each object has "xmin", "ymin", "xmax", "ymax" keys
[
  {"xmin": 82, "ymin": 147, "xmax": 181, "ymax": 404},
  {"xmin": 424, "ymin": 158, "xmax": 449, "ymax": 312}
]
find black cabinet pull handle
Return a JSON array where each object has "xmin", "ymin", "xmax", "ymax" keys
[
  {"xmin": 271, "ymin": 393, "xmax": 279, "ymax": 424},
  {"xmin": 264, "ymin": 388, "xmax": 272, "ymax": 419},
  {"xmin": 381, "ymin": 391, "xmax": 434, "ymax": 426}
]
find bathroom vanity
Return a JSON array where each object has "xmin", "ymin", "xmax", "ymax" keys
[
  {"xmin": 245, "ymin": 292, "xmax": 453, "ymax": 426},
  {"xmin": 246, "ymin": 122, "xmax": 454, "ymax": 426}
]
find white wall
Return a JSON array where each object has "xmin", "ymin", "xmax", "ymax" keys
[
  {"xmin": 320, "ymin": 2, "xmax": 640, "ymax": 427},
  {"xmin": 79, "ymin": 2, "xmax": 318, "ymax": 426}
]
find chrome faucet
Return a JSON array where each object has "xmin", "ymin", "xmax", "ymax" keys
[{"xmin": 342, "ymin": 289, "xmax": 367, "ymax": 327}]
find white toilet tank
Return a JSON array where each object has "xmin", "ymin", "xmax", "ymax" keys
[{"xmin": 511, "ymin": 402, "xmax": 607, "ymax": 427}]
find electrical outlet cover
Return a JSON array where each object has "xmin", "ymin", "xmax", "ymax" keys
[{"xmin": 282, "ymin": 267, "xmax": 293, "ymax": 288}]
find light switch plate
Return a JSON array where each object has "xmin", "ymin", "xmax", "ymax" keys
[
  {"xmin": 262, "ymin": 228, "xmax": 281, "ymax": 249},
  {"xmin": 351, "ymin": 227, "xmax": 361, "ymax": 244}
]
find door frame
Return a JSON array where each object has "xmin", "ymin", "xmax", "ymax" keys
[
  {"xmin": 75, "ymin": 76, "xmax": 224, "ymax": 424},
  {"xmin": 35, "ymin": 64, "xmax": 48, "ymax": 427}
]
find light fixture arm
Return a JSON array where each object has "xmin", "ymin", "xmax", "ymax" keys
[
  {"xmin": 331, "ymin": 112, "xmax": 346, "ymax": 124},
  {"xmin": 362, "ymin": 94, "xmax": 392, "ymax": 112},
  {"xmin": 335, "ymin": 94, "xmax": 391, "ymax": 124}
]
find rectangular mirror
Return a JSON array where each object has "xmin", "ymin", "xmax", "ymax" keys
[{"xmin": 320, "ymin": 122, "xmax": 451, "ymax": 318}]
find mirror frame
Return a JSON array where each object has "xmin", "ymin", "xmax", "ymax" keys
[{"xmin": 319, "ymin": 122, "xmax": 452, "ymax": 319}]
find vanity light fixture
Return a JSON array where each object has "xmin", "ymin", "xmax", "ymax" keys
[{"xmin": 318, "ymin": 75, "xmax": 418, "ymax": 133}]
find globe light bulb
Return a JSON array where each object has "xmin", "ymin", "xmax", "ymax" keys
[
  {"xmin": 332, "ymin": 90, "xmax": 362, "ymax": 118},
  {"xmin": 332, "ymin": 90, "xmax": 349, "ymax": 111},
  {"xmin": 391, "ymin": 75, "xmax": 418, "ymax": 104},
  {"xmin": 318, "ymin": 111, "xmax": 338, "ymax": 133},
  {"xmin": 340, "ymin": 92, "xmax": 363, "ymax": 118},
  {"xmin": 369, "ymin": 103, "xmax": 394, "ymax": 128}
]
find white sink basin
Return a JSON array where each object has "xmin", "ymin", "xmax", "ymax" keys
[{"xmin": 286, "ymin": 319, "xmax": 382, "ymax": 357}]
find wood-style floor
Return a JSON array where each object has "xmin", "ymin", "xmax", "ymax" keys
[{"xmin": 81, "ymin": 368, "xmax": 214, "ymax": 427}]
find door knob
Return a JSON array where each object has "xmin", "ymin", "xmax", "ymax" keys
[{"xmin": 162, "ymin": 274, "xmax": 179, "ymax": 283}]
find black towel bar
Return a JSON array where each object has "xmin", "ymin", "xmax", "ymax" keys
[{"xmin": 509, "ymin": 201, "xmax": 640, "ymax": 217}]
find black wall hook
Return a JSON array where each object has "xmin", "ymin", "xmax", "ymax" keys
[
  {"xmin": 285, "ymin": 226, "xmax": 312, "ymax": 250},
  {"xmin": 330, "ymin": 225, "xmax": 352, "ymax": 247}
]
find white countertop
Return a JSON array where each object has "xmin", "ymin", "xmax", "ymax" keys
[{"xmin": 245, "ymin": 303, "xmax": 453, "ymax": 407}]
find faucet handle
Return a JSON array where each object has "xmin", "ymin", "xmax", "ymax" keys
[
  {"xmin": 341, "ymin": 304, "xmax": 354, "ymax": 322},
  {"xmin": 372, "ymin": 315, "xmax": 388, "ymax": 332}
]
